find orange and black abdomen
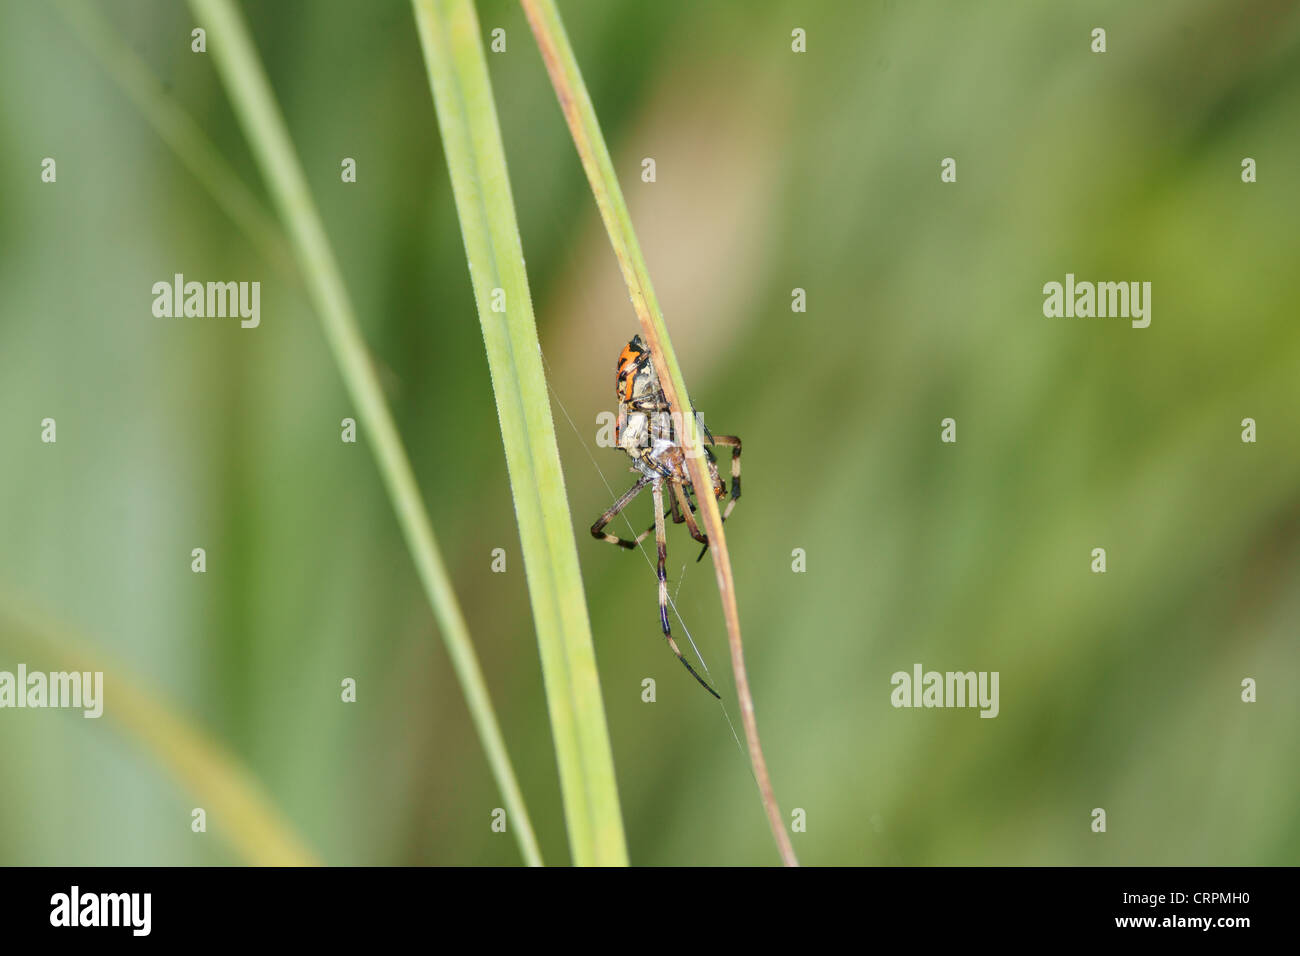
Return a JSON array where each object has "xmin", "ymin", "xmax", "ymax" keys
[{"xmin": 615, "ymin": 337, "xmax": 646, "ymax": 402}]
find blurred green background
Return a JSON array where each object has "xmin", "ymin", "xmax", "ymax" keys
[{"xmin": 2, "ymin": 0, "xmax": 1298, "ymax": 865}]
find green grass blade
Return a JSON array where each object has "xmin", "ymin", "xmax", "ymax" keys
[
  {"xmin": 411, "ymin": 0, "xmax": 628, "ymax": 866},
  {"xmin": 519, "ymin": 0, "xmax": 798, "ymax": 865},
  {"xmin": 1, "ymin": 600, "xmax": 318, "ymax": 865},
  {"xmin": 186, "ymin": 0, "xmax": 542, "ymax": 866}
]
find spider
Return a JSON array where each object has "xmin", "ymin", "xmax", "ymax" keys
[{"xmin": 590, "ymin": 335, "xmax": 742, "ymax": 699}]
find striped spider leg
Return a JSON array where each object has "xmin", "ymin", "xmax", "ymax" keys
[
  {"xmin": 684, "ymin": 433, "xmax": 743, "ymax": 561},
  {"xmin": 589, "ymin": 472, "xmax": 721, "ymax": 698}
]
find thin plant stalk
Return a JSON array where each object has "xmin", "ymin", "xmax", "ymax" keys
[
  {"xmin": 412, "ymin": 0, "xmax": 628, "ymax": 867},
  {"xmin": 186, "ymin": 0, "xmax": 542, "ymax": 866},
  {"xmin": 55, "ymin": 0, "xmax": 290, "ymax": 271},
  {"xmin": 520, "ymin": 0, "xmax": 798, "ymax": 866}
]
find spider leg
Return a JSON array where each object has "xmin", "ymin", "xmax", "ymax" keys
[
  {"xmin": 591, "ymin": 476, "xmax": 652, "ymax": 549},
  {"xmin": 705, "ymin": 434, "xmax": 742, "ymax": 520},
  {"xmin": 689, "ymin": 434, "xmax": 742, "ymax": 561},
  {"xmin": 652, "ymin": 478, "xmax": 720, "ymax": 699},
  {"xmin": 670, "ymin": 481, "xmax": 708, "ymax": 546},
  {"xmin": 668, "ymin": 484, "xmax": 686, "ymax": 524},
  {"xmin": 668, "ymin": 486, "xmax": 712, "ymax": 563}
]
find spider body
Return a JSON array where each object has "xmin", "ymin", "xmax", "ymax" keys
[
  {"xmin": 614, "ymin": 336, "xmax": 725, "ymax": 493},
  {"xmin": 592, "ymin": 335, "xmax": 742, "ymax": 698}
]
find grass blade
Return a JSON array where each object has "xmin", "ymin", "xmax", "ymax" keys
[
  {"xmin": 186, "ymin": 0, "xmax": 542, "ymax": 866},
  {"xmin": 411, "ymin": 0, "xmax": 628, "ymax": 867},
  {"xmin": 520, "ymin": 0, "xmax": 798, "ymax": 866}
]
